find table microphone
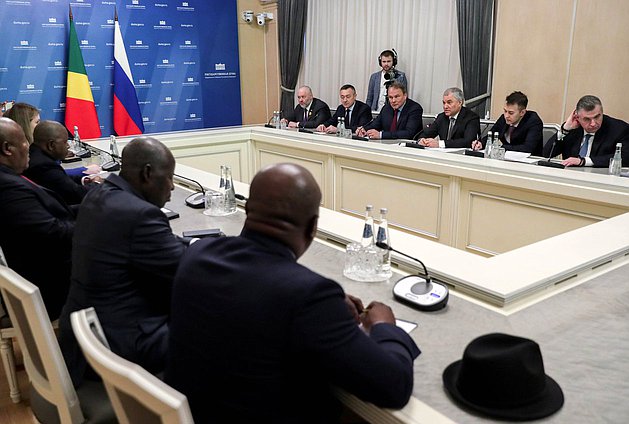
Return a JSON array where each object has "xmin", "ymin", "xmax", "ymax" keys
[
  {"xmin": 174, "ymin": 173, "xmax": 206, "ymax": 208},
  {"xmin": 537, "ymin": 131, "xmax": 565, "ymax": 168},
  {"xmin": 101, "ymin": 151, "xmax": 120, "ymax": 172},
  {"xmin": 376, "ymin": 242, "xmax": 448, "ymax": 311}
]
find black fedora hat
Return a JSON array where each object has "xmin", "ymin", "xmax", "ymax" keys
[{"xmin": 443, "ymin": 333, "xmax": 564, "ymax": 421}]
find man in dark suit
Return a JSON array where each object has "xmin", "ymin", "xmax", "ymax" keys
[
  {"xmin": 284, "ymin": 86, "xmax": 331, "ymax": 129},
  {"xmin": 23, "ymin": 120, "xmax": 102, "ymax": 205},
  {"xmin": 166, "ymin": 163, "xmax": 420, "ymax": 424},
  {"xmin": 543, "ymin": 95, "xmax": 629, "ymax": 167},
  {"xmin": 418, "ymin": 87, "xmax": 480, "ymax": 148},
  {"xmin": 59, "ymin": 137, "xmax": 190, "ymax": 387},
  {"xmin": 477, "ymin": 91, "xmax": 543, "ymax": 155},
  {"xmin": 316, "ymin": 84, "xmax": 372, "ymax": 134},
  {"xmin": 0, "ymin": 117, "xmax": 75, "ymax": 319},
  {"xmin": 357, "ymin": 81, "xmax": 423, "ymax": 140}
]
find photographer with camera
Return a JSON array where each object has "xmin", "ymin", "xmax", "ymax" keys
[{"xmin": 366, "ymin": 49, "xmax": 408, "ymax": 112}]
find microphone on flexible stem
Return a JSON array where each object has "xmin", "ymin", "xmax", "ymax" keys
[
  {"xmin": 101, "ymin": 135, "xmax": 121, "ymax": 171},
  {"xmin": 537, "ymin": 130, "xmax": 565, "ymax": 168},
  {"xmin": 353, "ymin": 117, "xmax": 377, "ymax": 141},
  {"xmin": 101, "ymin": 151, "xmax": 120, "ymax": 172},
  {"xmin": 173, "ymin": 173, "xmax": 206, "ymax": 209},
  {"xmin": 376, "ymin": 241, "xmax": 448, "ymax": 311},
  {"xmin": 264, "ymin": 113, "xmax": 275, "ymax": 128}
]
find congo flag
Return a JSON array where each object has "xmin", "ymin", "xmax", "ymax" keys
[{"xmin": 65, "ymin": 7, "xmax": 101, "ymax": 139}]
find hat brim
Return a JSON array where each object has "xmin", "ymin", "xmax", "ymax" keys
[{"xmin": 442, "ymin": 360, "xmax": 564, "ymax": 421}]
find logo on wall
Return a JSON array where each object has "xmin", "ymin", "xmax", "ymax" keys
[
  {"xmin": 43, "ymin": 17, "xmax": 64, "ymax": 28},
  {"xmin": 48, "ymin": 60, "xmax": 66, "ymax": 71},
  {"xmin": 14, "ymin": 40, "xmax": 36, "ymax": 51},
  {"xmin": 157, "ymin": 59, "xmax": 174, "ymax": 69},
  {"xmin": 131, "ymin": 40, "xmax": 149, "ymax": 49},
  {"xmin": 127, "ymin": 0, "xmax": 146, "ymax": 10},
  {"xmin": 179, "ymin": 40, "xmax": 197, "ymax": 49},
  {"xmin": 20, "ymin": 83, "xmax": 43, "ymax": 95},
  {"xmin": 177, "ymin": 2, "xmax": 194, "ymax": 12},
  {"xmin": 70, "ymin": 0, "xmax": 92, "ymax": 9},
  {"xmin": 182, "ymin": 77, "xmax": 198, "ymax": 86},
  {"xmin": 154, "ymin": 20, "xmax": 172, "ymax": 30}
]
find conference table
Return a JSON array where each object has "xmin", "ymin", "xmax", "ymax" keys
[{"xmin": 84, "ymin": 127, "xmax": 629, "ymax": 423}]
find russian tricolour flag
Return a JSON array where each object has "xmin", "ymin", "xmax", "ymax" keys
[{"xmin": 113, "ymin": 13, "xmax": 144, "ymax": 136}]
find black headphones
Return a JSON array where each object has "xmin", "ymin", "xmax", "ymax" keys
[{"xmin": 378, "ymin": 49, "xmax": 398, "ymax": 67}]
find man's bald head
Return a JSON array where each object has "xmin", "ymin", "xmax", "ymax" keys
[
  {"xmin": 0, "ymin": 117, "xmax": 30, "ymax": 173},
  {"xmin": 119, "ymin": 137, "xmax": 176, "ymax": 208},
  {"xmin": 245, "ymin": 163, "xmax": 322, "ymax": 258},
  {"xmin": 33, "ymin": 120, "xmax": 70, "ymax": 160}
]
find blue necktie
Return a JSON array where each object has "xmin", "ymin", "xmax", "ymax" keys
[{"xmin": 579, "ymin": 134, "xmax": 592, "ymax": 157}]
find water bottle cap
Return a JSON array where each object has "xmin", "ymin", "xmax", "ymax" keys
[
  {"xmin": 366, "ymin": 205, "xmax": 373, "ymax": 211},
  {"xmin": 380, "ymin": 207, "xmax": 388, "ymax": 214}
]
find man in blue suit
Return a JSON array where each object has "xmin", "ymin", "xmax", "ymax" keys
[
  {"xmin": 366, "ymin": 49, "xmax": 408, "ymax": 112},
  {"xmin": 59, "ymin": 137, "xmax": 190, "ymax": 386},
  {"xmin": 166, "ymin": 163, "xmax": 420, "ymax": 423},
  {"xmin": 357, "ymin": 81, "xmax": 423, "ymax": 140}
]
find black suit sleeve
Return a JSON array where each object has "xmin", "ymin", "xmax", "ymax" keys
[
  {"xmin": 301, "ymin": 99, "xmax": 332, "ymax": 129},
  {"xmin": 352, "ymin": 102, "xmax": 373, "ymax": 131},
  {"xmin": 324, "ymin": 107, "xmax": 342, "ymax": 128},
  {"xmin": 292, "ymin": 280, "xmax": 420, "ymax": 408},
  {"xmin": 418, "ymin": 114, "xmax": 445, "ymax": 140},
  {"xmin": 3, "ymin": 182, "xmax": 74, "ymax": 246},
  {"xmin": 446, "ymin": 113, "xmax": 480, "ymax": 148},
  {"xmin": 503, "ymin": 113, "xmax": 543, "ymax": 154},
  {"xmin": 24, "ymin": 162, "xmax": 88, "ymax": 205}
]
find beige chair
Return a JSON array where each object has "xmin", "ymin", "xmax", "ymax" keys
[
  {"xmin": 0, "ymin": 266, "xmax": 115, "ymax": 423},
  {"xmin": 71, "ymin": 307, "xmax": 194, "ymax": 424},
  {"xmin": 0, "ymin": 245, "xmax": 21, "ymax": 403}
]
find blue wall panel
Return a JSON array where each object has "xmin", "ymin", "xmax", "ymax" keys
[{"xmin": 0, "ymin": 0, "xmax": 242, "ymax": 137}]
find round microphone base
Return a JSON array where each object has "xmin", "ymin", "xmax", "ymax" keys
[{"xmin": 392, "ymin": 275, "xmax": 449, "ymax": 311}]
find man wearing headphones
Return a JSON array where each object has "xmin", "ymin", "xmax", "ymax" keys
[{"xmin": 366, "ymin": 49, "xmax": 409, "ymax": 112}]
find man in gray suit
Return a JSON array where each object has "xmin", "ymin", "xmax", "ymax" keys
[{"xmin": 366, "ymin": 49, "xmax": 408, "ymax": 112}]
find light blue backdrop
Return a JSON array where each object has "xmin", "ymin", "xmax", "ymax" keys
[{"xmin": 0, "ymin": 0, "xmax": 242, "ymax": 137}]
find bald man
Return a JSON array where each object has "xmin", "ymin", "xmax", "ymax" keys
[
  {"xmin": 59, "ymin": 137, "xmax": 190, "ymax": 387},
  {"xmin": 166, "ymin": 163, "xmax": 420, "ymax": 423},
  {"xmin": 23, "ymin": 120, "xmax": 102, "ymax": 204},
  {"xmin": 283, "ymin": 86, "xmax": 331, "ymax": 129},
  {"xmin": 0, "ymin": 117, "xmax": 75, "ymax": 319}
]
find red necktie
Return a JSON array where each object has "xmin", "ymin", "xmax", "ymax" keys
[{"xmin": 390, "ymin": 109, "xmax": 398, "ymax": 132}]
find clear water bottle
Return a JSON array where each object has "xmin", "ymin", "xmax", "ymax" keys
[
  {"xmin": 223, "ymin": 165, "xmax": 237, "ymax": 214},
  {"xmin": 219, "ymin": 165, "xmax": 226, "ymax": 190},
  {"xmin": 109, "ymin": 135, "xmax": 119, "ymax": 157},
  {"xmin": 272, "ymin": 111, "xmax": 281, "ymax": 129},
  {"xmin": 361, "ymin": 205, "xmax": 375, "ymax": 247},
  {"xmin": 376, "ymin": 207, "xmax": 392, "ymax": 277},
  {"xmin": 72, "ymin": 125, "xmax": 81, "ymax": 153},
  {"xmin": 609, "ymin": 143, "xmax": 622, "ymax": 176},
  {"xmin": 337, "ymin": 117, "xmax": 345, "ymax": 137},
  {"xmin": 484, "ymin": 131, "xmax": 494, "ymax": 158}
]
